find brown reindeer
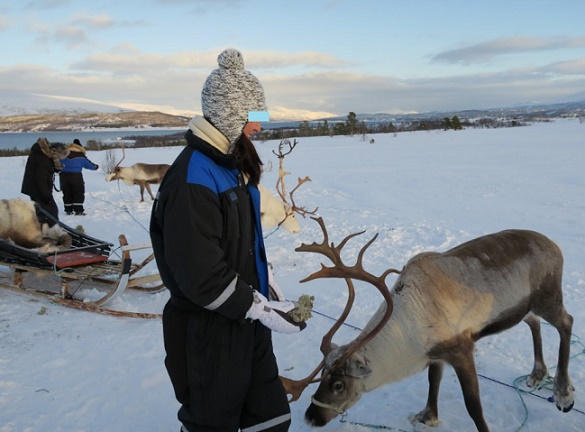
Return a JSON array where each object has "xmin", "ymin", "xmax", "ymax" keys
[
  {"xmin": 281, "ymin": 217, "xmax": 574, "ymax": 432},
  {"xmin": 105, "ymin": 147, "xmax": 169, "ymax": 201}
]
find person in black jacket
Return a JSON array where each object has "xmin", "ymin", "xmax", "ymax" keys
[
  {"xmin": 21, "ymin": 137, "xmax": 69, "ymax": 224},
  {"xmin": 59, "ymin": 139, "xmax": 99, "ymax": 215},
  {"xmin": 150, "ymin": 48, "xmax": 306, "ymax": 432}
]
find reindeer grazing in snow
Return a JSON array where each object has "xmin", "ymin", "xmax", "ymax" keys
[
  {"xmin": 105, "ymin": 147, "xmax": 170, "ymax": 202},
  {"xmin": 0, "ymin": 198, "xmax": 72, "ymax": 253},
  {"xmin": 281, "ymin": 218, "xmax": 574, "ymax": 432}
]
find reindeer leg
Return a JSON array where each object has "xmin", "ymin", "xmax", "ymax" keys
[
  {"xmin": 544, "ymin": 308, "xmax": 574, "ymax": 412},
  {"xmin": 145, "ymin": 183, "xmax": 155, "ymax": 200},
  {"xmin": 533, "ymin": 272, "xmax": 575, "ymax": 413},
  {"xmin": 138, "ymin": 181, "xmax": 145, "ymax": 202},
  {"xmin": 410, "ymin": 361, "xmax": 443, "ymax": 427},
  {"xmin": 523, "ymin": 314, "xmax": 548, "ymax": 387},
  {"xmin": 445, "ymin": 340, "xmax": 490, "ymax": 432}
]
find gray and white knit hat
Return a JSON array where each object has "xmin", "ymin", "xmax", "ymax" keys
[{"xmin": 201, "ymin": 48, "xmax": 268, "ymax": 145}]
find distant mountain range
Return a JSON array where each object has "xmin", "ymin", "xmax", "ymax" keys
[
  {"xmin": 314, "ymin": 100, "xmax": 585, "ymax": 125},
  {"xmin": 1, "ymin": 92, "xmax": 584, "ymax": 133},
  {"xmin": 0, "ymin": 111, "xmax": 191, "ymax": 133}
]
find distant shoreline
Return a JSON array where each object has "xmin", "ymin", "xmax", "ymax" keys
[{"xmin": 0, "ymin": 129, "xmax": 185, "ymax": 150}]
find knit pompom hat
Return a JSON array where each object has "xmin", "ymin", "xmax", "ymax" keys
[{"xmin": 201, "ymin": 48, "xmax": 268, "ymax": 145}]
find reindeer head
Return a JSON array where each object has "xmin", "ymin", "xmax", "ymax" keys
[
  {"xmin": 105, "ymin": 146, "xmax": 125, "ymax": 181},
  {"xmin": 280, "ymin": 201, "xmax": 301, "ymax": 233},
  {"xmin": 258, "ymin": 183, "xmax": 301, "ymax": 234},
  {"xmin": 105, "ymin": 166, "xmax": 122, "ymax": 181},
  {"xmin": 278, "ymin": 217, "xmax": 399, "ymax": 426},
  {"xmin": 305, "ymin": 346, "xmax": 372, "ymax": 426}
]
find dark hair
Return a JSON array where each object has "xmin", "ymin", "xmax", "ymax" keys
[
  {"xmin": 232, "ymin": 134, "xmax": 263, "ymax": 185},
  {"xmin": 73, "ymin": 139, "xmax": 81, "ymax": 145}
]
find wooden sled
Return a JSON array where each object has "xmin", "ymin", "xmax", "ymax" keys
[{"xmin": 0, "ymin": 209, "xmax": 163, "ymax": 319}]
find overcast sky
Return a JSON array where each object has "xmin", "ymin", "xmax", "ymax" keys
[{"xmin": 1, "ymin": 0, "xmax": 584, "ymax": 120}]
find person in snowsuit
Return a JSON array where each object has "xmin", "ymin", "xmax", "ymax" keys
[
  {"xmin": 59, "ymin": 139, "xmax": 99, "ymax": 215},
  {"xmin": 21, "ymin": 137, "xmax": 69, "ymax": 225},
  {"xmin": 150, "ymin": 48, "xmax": 306, "ymax": 432}
]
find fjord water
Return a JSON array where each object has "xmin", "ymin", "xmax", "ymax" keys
[{"xmin": 0, "ymin": 129, "xmax": 183, "ymax": 150}]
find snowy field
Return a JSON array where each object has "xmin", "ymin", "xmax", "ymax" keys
[{"xmin": 1, "ymin": 118, "xmax": 584, "ymax": 431}]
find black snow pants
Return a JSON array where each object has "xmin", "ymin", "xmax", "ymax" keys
[
  {"xmin": 60, "ymin": 172, "xmax": 86, "ymax": 214},
  {"xmin": 162, "ymin": 300, "xmax": 291, "ymax": 432}
]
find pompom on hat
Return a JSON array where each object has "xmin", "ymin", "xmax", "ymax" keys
[{"xmin": 201, "ymin": 48, "xmax": 268, "ymax": 145}]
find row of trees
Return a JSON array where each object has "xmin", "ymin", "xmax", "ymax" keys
[{"xmin": 254, "ymin": 112, "xmax": 498, "ymax": 142}]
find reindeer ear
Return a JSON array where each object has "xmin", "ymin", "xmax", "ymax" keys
[
  {"xmin": 346, "ymin": 357, "xmax": 372, "ymax": 378},
  {"xmin": 324, "ymin": 344, "xmax": 343, "ymax": 368}
]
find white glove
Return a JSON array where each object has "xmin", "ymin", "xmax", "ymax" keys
[
  {"xmin": 245, "ymin": 291, "xmax": 306, "ymax": 334},
  {"xmin": 267, "ymin": 263, "xmax": 286, "ymax": 301}
]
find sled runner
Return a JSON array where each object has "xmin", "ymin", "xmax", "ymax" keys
[{"xmin": 0, "ymin": 208, "xmax": 163, "ymax": 319}]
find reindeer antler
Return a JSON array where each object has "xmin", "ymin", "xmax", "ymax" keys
[
  {"xmin": 114, "ymin": 144, "xmax": 126, "ymax": 170},
  {"xmin": 280, "ymin": 216, "xmax": 400, "ymax": 402},
  {"xmin": 273, "ymin": 139, "xmax": 296, "ymax": 204},
  {"xmin": 273, "ymin": 139, "xmax": 318, "ymax": 219},
  {"xmin": 289, "ymin": 176, "xmax": 319, "ymax": 218},
  {"xmin": 272, "ymin": 138, "xmax": 297, "ymax": 159}
]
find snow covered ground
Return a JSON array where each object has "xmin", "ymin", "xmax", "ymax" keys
[{"xmin": 1, "ymin": 119, "xmax": 584, "ymax": 431}]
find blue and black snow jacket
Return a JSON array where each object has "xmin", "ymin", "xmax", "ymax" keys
[
  {"xmin": 150, "ymin": 129, "xmax": 268, "ymax": 320},
  {"xmin": 60, "ymin": 145, "xmax": 98, "ymax": 174}
]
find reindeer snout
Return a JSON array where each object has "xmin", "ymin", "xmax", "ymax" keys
[{"xmin": 304, "ymin": 404, "xmax": 330, "ymax": 427}]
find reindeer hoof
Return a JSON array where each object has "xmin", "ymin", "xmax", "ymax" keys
[
  {"xmin": 557, "ymin": 401, "xmax": 574, "ymax": 413},
  {"xmin": 409, "ymin": 409, "xmax": 439, "ymax": 427},
  {"xmin": 554, "ymin": 384, "xmax": 575, "ymax": 413}
]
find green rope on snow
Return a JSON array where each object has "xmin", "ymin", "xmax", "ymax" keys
[
  {"xmin": 507, "ymin": 326, "xmax": 585, "ymax": 432},
  {"xmin": 339, "ymin": 412, "xmax": 411, "ymax": 431}
]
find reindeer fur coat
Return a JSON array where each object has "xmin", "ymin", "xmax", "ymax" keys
[{"xmin": 21, "ymin": 138, "xmax": 69, "ymax": 206}]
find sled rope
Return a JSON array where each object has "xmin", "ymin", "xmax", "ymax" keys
[
  {"xmin": 310, "ymin": 307, "xmax": 585, "ymax": 431},
  {"xmin": 263, "ymin": 225, "xmax": 281, "ymax": 239},
  {"xmin": 88, "ymin": 192, "xmax": 151, "ymax": 235}
]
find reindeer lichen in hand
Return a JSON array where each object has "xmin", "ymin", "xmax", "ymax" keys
[{"xmin": 288, "ymin": 295, "xmax": 314, "ymax": 323}]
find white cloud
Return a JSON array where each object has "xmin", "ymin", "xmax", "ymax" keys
[
  {"xmin": 0, "ymin": 14, "xmax": 9, "ymax": 31},
  {"xmin": 541, "ymin": 58, "xmax": 585, "ymax": 75},
  {"xmin": 2, "ymin": 56, "xmax": 585, "ymax": 120},
  {"xmin": 432, "ymin": 37, "xmax": 585, "ymax": 65},
  {"xmin": 70, "ymin": 13, "xmax": 115, "ymax": 29},
  {"xmin": 70, "ymin": 47, "xmax": 349, "ymax": 75}
]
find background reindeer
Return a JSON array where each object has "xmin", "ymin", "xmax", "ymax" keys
[
  {"xmin": 258, "ymin": 183, "xmax": 301, "ymax": 233},
  {"xmin": 105, "ymin": 147, "xmax": 169, "ymax": 201},
  {"xmin": 261, "ymin": 139, "xmax": 317, "ymax": 234},
  {"xmin": 282, "ymin": 218, "xmax": 574, "ymax": 432},
  {"xmin": 0, "ymin": 198, "xmax": 72, "ymax": 252}
]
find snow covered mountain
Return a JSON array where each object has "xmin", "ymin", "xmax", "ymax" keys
[{"xmin": 0, "ymin": 91, "xmax": 130, "ymax": 116}]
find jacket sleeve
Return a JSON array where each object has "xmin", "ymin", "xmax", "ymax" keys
[
  {"xmin": 82, "ymin": 157, "xmax": 99, "ymax": 170},
  {"xmin": 152, "ymin": 182, "xmax": 254, "ymax": 320}
]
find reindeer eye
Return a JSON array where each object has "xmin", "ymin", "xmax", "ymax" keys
[{"xmin": 332, "ymin": 381, "xmax": 345, "ymax": 393}]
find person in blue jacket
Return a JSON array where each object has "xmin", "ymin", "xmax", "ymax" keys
[
  {"xmin": 59, "ymin": 139, "xmax": 98, "ymax": 215},
  {"xmin": 150, "ymin": 48, "xmax": 306, "ymax": 432}
]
